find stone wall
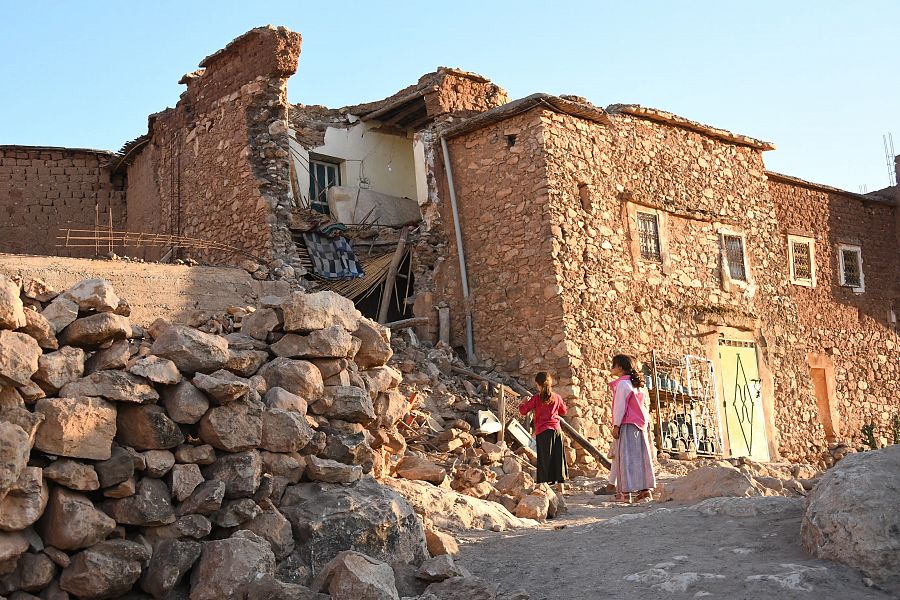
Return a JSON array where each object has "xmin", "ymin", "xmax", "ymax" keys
[
  {"xmin": 433, "ymin": 105, "xmax": 900, "ymax": 466},
  {"xmin": 768, "ymin": 176, "xmax": 899, "ymax": 451},
  {"xmin": 432, "ymin": 112, "xmax": 570, "ymax": 376},
  {"xmin": 123, "ymin": 26, "xmax": 302, "ymax": 267},
  {"xmin": 0, "ymin": 253, "xmax": 289, "ymax": 326},
  {"xmin": 0, "ymin": 146, "xmax": 125, "ymax": 258}
]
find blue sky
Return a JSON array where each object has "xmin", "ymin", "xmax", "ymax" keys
[{"xmin": 1, "ymin": 1, "xmax": 897, "ymax": 192}]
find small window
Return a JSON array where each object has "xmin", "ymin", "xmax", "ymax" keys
[
  {"xmin": 838, "ymin": 244, "xmax": 864, "ymax": 292},
  {"xmin": 788, "ymin": 235, "xmax": 816, "ymax": 287},
  {"xmin": 723, "ymin": 234, "xmax": 747, "ymax": 282},
  {"xmin": 309, "ymin": 159, "xmax": 341, "ymax": 214},
  {"xmin": 636, "ymin": 212, "xmax": 661, "ymax": 262}
]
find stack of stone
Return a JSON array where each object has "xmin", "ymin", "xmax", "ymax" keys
[{"xmin": 0, "ymin": 274, "xmax": 518, "ymax": 599}]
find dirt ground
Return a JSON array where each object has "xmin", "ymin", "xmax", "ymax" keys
[{"xmin": 455, "ymin": 478, "xmax": 895, "ymax": 600}]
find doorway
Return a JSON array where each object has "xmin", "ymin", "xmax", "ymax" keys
[{"xmin": 718, "ymin": 339, "xmax": 770, "ymax": 461}]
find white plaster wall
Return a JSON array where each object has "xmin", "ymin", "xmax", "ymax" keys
[{"xmin": 288, "ymin": 120, "xmax": 419, "ymax": 206}]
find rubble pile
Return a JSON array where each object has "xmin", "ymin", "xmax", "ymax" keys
[{"xmin": 0, "ymin": 274, "xmax": 525, "ymax": 600}]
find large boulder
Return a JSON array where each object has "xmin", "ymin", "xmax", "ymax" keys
[
  {"xmin": 33, "ymin": 346, "xmax": 85, "ymax": 394},
  {"xmin": 162, "ymin": 381, "xmax": 210, "ymax": 424},
  {"xmin": 0, "ymin": 331, "xmax": 41, "ymax": 387},
  {"xmin": 0, "ymin": 466, "xmax": 47, "ymax": 531},
  {"xmin": 189, "ymin": 530, "xmax": 276, "ymax": 600},
  {"xmin": 103, "ymin": 477, "xmax": 176, "ymax": 526},
  {"xmin": 395, "ymin": 456, "xmax": 447, "ymax": 485},
  {"xmin": 281, "ymin": 291, "xmax": 361, "ymax": 333},
  {"xmin": 19, "ymin": 307, "xmax": 58, "ymax": 350},
  {"xmin": 33, "ymin": 397, "xmax": 117, "ymax": 460},
  {"xmin": 151, "ymin": 325, "xmax": 230, "ymax": 374},
  {"xmin": 659, "ymin": 465, "xmax": 764, "ymax": 503},
  {"xmin": 198, "ymin": 398, "xmax": 262, "ymax": 452},
  {"xmin": 801, "ymin": 446, "xmax": 900, "ymax": 592},
  {"xmin": 84, "ymin": 339, "xmax": 131, "ymax": 373},
  {"xmin": 261, "ymin": 409, "xmax": 315, "ymax": 453},
  {"xmin": 193, "ymin": 371, "xmax": 250, "ymax": 404},
  {"xmin": 58, "ymin": 312, "xmax": 131, "ymax": 347},
  {"xmin": 382, "ymin": 478, "xmax": 532, "ymax": 532},
  {"xmin": 279, "ymin": 477, "xmax": 428, "ymax": 576},
  {"xmin": 40, "ymin": 487, "xmax": 117, "ymax": 550},
  {"xmin": 424, "ymin": 575, "xmax": 499, "ymax": 600},
  {"xmin": 61, "ymin": 279, "xmax": 120, "ymax": 312},
  {"xmin": 59, "ymin": 539, "xmax": 151, "ymax": 599},
  {"xmin": 314, "ymin": 550, "xmax": 399, "ymax": 600},
  {"xmin": 271, "ymin": 326, "xmax": 354, "ymax": 359},
  {"xmin": 240, "ymin": 307, "xmax": 282, "ymax": 341},
  {"xmin": 314, "ymin": 385, "xmax": 375, "ymax": 423},
  {"xmin": 42, "ymin": 459, "xmax": 100, "ymax": 492},
  {"xmin": 305, "ymin": 456, "xmax": 363, "ymax": 484},
  {"xmin": 257, "ymin": 358, "xmax": 324, "ymax": 400},
  {"xmin": 0, "ymin": 422, "xmax": 30, "ymax": 501},
  {"xmin": 0, "ymin": 276, "xmax": 26, "ymax": 330},
  {"xmin": 129, "ymin": 355, "xmax": 182, "ymax": 385},
  {"xmin": 60, "ymin": 370, "xmax": 159, "ymax": 404},
  {"xmin": 353, "ymin": 319, "xmax": 393, "ymax": 369},
  {"xmin": 201, "ymin": 451, "xmax": 262, "ymax": 499},
  {"xmin": 242, "ymin": 505, "xmax": 295, "ymax": 560},
  {"xmin": 116, "ymin": 404, "xmax": 185, "ymax": 450},
  {"xmin": 41, "ymin": 296, "xmax": 79, "ymax": 334},
  {"xmin": 140, "ymin": 538, "xmax": 202, "ymax": 598}
]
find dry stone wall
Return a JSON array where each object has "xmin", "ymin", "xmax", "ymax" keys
[
  {"xmin": 0, "ymin": 147, "xmax": 125, "ymax": 258},
  {"xmin": 124, "ymin": 26, "xmax": 302, "ymax": 267}
]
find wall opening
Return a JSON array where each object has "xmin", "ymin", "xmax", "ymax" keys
[{"xmin": 808, "ymin": 351, "xmax": 841, "ymax": 444}]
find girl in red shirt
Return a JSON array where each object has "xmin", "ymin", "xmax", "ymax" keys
[{"xmin": 519, "ymin": 371, "xmax": 568, "ymax": 495}]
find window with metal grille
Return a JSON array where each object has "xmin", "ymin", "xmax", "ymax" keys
[
  {"xmin": 309, "ymin": 159, "xmax": 340, "ymax": 214},
  {"xmin": 839, "ymin": 246, "xmax": 863, "ymax": 289},
  {"xmin": 790, "ymin": 239, "xmax": 814, "ymax": 284},
  {"xmin": 637, "ymin": 212, "xmax": 661, "ymax": 262},
  {"xmin": 723, "ymin": 234, "xmax": 747, "ymax": 281}
]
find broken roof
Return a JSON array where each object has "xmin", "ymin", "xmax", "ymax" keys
[
  {"xmin": 606, "ymin": 104, "xmax": 775, "ymax": 151},
  {"xmin": 0, "ymin": 144, "xmax": 116, "ymax": 157},
  {"xmin": 441, "ymin": 93, "xmax": 612, "ymax": 139}
]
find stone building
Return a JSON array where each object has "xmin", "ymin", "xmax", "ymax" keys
[{"xmin": 2, "ymin": 25, "xmax": 897, "ymax": 465}]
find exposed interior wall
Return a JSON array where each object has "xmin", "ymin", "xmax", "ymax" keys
[
  {"xmin": 122, "ymin": 146, "xmax": 162, "ymax": 260},
  {"xmin": 0, "ymin": 253, "xmax": 289, "ymax": 326},
  {"xmin": 0, "ymin": 146, "xmax": 125, "ymax": 258},
  {"xmin": 123, "ymin": 26, "xmax": 302, "ymax": 266},
  {"xmin": 288, "ymin": 121, "xmax": 419, "ymax": 207},
  {"xmin": 769, "ymin": 177, "xmax": 900, "ymax": 451}
]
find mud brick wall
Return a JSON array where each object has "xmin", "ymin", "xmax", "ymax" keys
[
  {"xmin": 0, "ymin": 147, "xmax": 125, "ymax": 257},
  {"xmin": 423, "ymin": 72, "xmax": 510, "ymax": 118},
  {"xmin": 124, "ymin": 26, "xmax": 302, "ymax": 266},
  {"xmin": 768, "ymin": 177, "xmax": 900, "ymax": 452}
]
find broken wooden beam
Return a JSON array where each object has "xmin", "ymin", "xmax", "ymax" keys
[
  {"xmin": 449, "ymin": 366, "xmax": 520, "ymax": 399},
  {"xmin": 377, "ymin": 226, "xmax": 410, "ymax": 324},
  {"xmin": 385, "ymin": 316, "xmax": 430, "ymax": 330}
]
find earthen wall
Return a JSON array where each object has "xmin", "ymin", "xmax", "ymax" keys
[
  {"xmin": 124, "ymin": 26, "xmax": 302, "ymax": 266},
  {"xmin": 0, "ymin": 147, "xmax": 125, "ymax": 258}
]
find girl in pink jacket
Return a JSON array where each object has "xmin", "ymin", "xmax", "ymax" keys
[{"xmin": 609, "ymin": 354, "xmax": 656, "ymax": 502}]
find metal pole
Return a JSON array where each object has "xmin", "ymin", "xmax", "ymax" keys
[{"xmin": 440, "ymin": 136, "xmax": 475, "ymax": 361}]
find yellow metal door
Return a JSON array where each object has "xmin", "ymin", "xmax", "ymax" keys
[{"xmin": 718, "ymin": 340, "xmax": 770, "ymax": 461}]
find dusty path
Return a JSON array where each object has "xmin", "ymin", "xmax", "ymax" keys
[{"xmin": 455, "ymin": 481, "xmax": 893, "ymax": 600}]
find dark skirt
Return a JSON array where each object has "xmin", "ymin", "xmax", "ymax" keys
[{"xmin": 535, "ymin": 428, "xmax": 568, "ymax": 484}]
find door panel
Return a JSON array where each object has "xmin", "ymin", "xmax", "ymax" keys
[{"xmin": 719, "ymin": 340, "xmax": 770, "ymax": 461}]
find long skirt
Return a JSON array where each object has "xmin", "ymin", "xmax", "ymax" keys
[
  {"xmin": 613, "ymin": 423, "xmax": 656, "ymax": 493},
  {"xmin": 535, "ymin": 429, "xmax": 568, "ymax": 484}
]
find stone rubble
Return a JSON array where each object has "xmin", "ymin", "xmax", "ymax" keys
[{"xmin": 0, "ymin": 275, "xmax": 527, "ymax": 599}]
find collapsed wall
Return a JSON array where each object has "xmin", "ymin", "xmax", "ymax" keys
[
  {"xmin": 120, "ymin": 26, "xmax": 302, "ymax": 267},
  {"xmin": 0, "ymin": 146, "xmax": 125, "ymax": 258}
]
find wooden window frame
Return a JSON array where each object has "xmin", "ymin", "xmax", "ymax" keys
[
  {"xmin": 787, "ymin": 235, "xmax": 816, "ymax": 288},
  {"xmin": 837, "ymin": 243, "xmax": 864, "ymax": 293},
  {"xmin": 309, "ymin": 157, "xmax": 342, "ymax": 215},
  {"xmin": 636, "ymin": 211, "xmax": 662, "ymax": 262}
]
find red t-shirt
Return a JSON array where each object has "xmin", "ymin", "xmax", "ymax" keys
[{"xmin": 519, "ymin": 393, "xmax": 568, "ymax": 435}]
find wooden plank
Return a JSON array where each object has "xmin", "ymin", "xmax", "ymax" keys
[
  {"xmin": 385, "ymin": 316, "xmax": 430, "ymax": 330},
  {"xmin": 377, "ymin": 226, "xmax": 410, "ymax": 323},
  {"xmin": 498, "ymin": 387, "xmax": 506, "ymax": 445}
]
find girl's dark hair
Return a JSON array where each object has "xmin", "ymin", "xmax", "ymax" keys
[
  {"xmin": 535, "ymin": 371, "xmax": 553, "ymax": 403},
  {"xmin": 612, "ymin": 354, "xmax": 644, "ymax": 388}
]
